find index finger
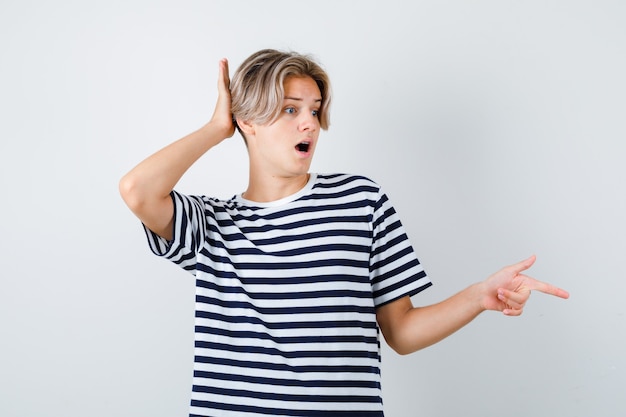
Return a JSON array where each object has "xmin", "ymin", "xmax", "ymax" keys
[
  {"xmin": 218, "ymin": 58, "xmax": 230, "ymax": 91},
  {"xmin": 525, "ymin": 276, "xmax": 570, "ymax": 299}
]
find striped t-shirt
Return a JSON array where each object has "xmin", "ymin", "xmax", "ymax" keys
[{"xmin": 144, "ymin": 173, "xmax": 432, "ymax": 417}]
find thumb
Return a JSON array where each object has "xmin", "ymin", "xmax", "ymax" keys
[{"xmin": 510, "ymin": 254, "xmax": 536, "ymax": 274}]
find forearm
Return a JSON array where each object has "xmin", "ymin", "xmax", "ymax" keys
[
  {"xmin": 379, "ymin": 256, "xmax": 570, "ymax": 355},
  {"xmin": 379, "ymin": 283, "xmax": 486, "ymax": 355},
  {"xmin": 119, "ymin": 121, "xmax": 227, "ymax": 208}
]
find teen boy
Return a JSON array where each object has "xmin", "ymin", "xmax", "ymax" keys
[{"xmin": 120, "ymin": 49, "xmax": 569, "ymax": 416}]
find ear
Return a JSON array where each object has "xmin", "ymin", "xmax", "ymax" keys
[{"xmin": 236, "ymin": 118, "xmax": 255, "ymax": 137}]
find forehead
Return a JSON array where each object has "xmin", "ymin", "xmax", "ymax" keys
[{"xmin": 283, "ymin": 76, "xmax": 322, "ymax": 100}]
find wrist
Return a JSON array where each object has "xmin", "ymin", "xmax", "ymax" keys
[
  {"xmin": 205, "ymin": 116, "xmax": 235, "ymax": 141},
  {"xmin": 197, "ymin": 121, "xmax": 230, "ymax": 145},
  {"xmin": 471, "ymin": 282, "xmax": 489, "ymax": 313}
]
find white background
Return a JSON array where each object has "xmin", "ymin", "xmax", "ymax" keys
[{"xmin": 1, "ymin": 1, "xmax": 624, "ymax": 416}]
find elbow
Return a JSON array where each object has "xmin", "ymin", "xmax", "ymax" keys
[
  {"xmin": 119, "ymin": 173, "xmax": 145, "ymax": 213},
  {"xmin": 377, "ymin": 298, "xmax": 422, "ymax": 355},
  {"xmin": 387, "ymin": 344, "xmax": 409, "ymax": 356},
  {"xmin": 386, "ymin": 339, "xmax": 417, "ymax": 356},
  {"xmin": 394, "ymin": 346, "xmax": 414, "ymax": 356},
  {"xmin": 383, "ymin": 332, "xmax": 421, "ymax": 356}
]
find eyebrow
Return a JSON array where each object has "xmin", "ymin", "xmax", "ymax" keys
[{"xmin": 284, "ymin": 96, "xmax": 322, "ymax": 103}]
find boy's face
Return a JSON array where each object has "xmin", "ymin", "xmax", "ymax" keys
[{"xmin": 248, "ymin": 76, "xmax": 322, "ymax": 179}]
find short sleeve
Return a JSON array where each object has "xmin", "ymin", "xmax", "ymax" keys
[
  {"xmin": 369, "ymin": 190, "xmax": 432, "ymax": 307},
  {"xmin": 143, "ymin": 190, "xmax": 207, "ymax": 275}
]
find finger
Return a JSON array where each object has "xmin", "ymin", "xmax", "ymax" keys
[
  {"xmin": 503, "ymin": 307, "xmax": 523, "ymax": 317},
  {"xmin": 217, "ymin": 58, "xmax": 230, "ymax": 91},
  {"xmin": 509, "ymin": 255, "xmax": 536, "ymax": 275},
  {"xmin": 223, "ymin": 58, "xmax": 230, "ymax": 85},
  {"xmin": 498, "ymin": 288, "xmax": 528, "ymax": 310},
  {"xmin": 525, "ymin": 276, "xmax": 570, "ymax": 299}
]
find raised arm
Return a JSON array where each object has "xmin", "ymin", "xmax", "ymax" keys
[
  {"xmin": 119, "ymin": 59, "xmax": 235, "ymax": 240},
  {"xmin": 376, "ymin": 255, "xmax": 569, "ymax": 355}
]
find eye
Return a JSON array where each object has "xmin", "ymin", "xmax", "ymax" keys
[
  {"xmin": 312, "ymin": 109, "xmax": 320, "ymax": 117},
  {"xmin": 284, "ymin": 107, "xmax": 296, "ymax": 114}
]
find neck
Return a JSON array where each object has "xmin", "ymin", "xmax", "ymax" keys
[{"xmin": 243, "ymin": 172, "xmax": 310, "ymax": 203}]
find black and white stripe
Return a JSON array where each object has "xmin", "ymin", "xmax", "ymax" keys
[{"xmin": 144, "ymin": 173, "xmax": 431, "ymax": 416}]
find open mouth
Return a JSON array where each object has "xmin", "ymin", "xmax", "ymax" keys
[{"xmin": 296, "ymin": 142, "xmax": 310, "ymax": 153}]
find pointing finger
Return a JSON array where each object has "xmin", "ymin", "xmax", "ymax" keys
[{"xmin": 525, "ymin": 276, "xmax": 570, "ymax": 299}]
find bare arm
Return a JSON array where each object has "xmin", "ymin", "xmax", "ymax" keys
[
  {"xmin": 376, "ymin": 285, "xmax": 484, "ymax": 355},
  {"xmin": 376, "ymin": 255, "xmax": 570, "ymax": 355},
  {"xmin": 119, "ymin": 59, "xmax": 234, "ymax": 239}
]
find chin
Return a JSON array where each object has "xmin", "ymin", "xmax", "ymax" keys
[{"xmin": 293, "ymin": 161, "xmax": 313, "ymax": 173}]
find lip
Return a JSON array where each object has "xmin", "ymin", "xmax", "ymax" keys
[{"xmin": 294, "ymin": 139, "xmax": 314, "ymax": 157}]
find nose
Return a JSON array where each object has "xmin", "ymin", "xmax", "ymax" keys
[{"xmin": 298, "ymin": 111, "xmax": 319, "ymax": 132}]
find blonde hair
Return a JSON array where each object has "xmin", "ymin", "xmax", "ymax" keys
[{"xmin": 230, "ymin": 49, "xmax": 332, "ymax": 135}]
